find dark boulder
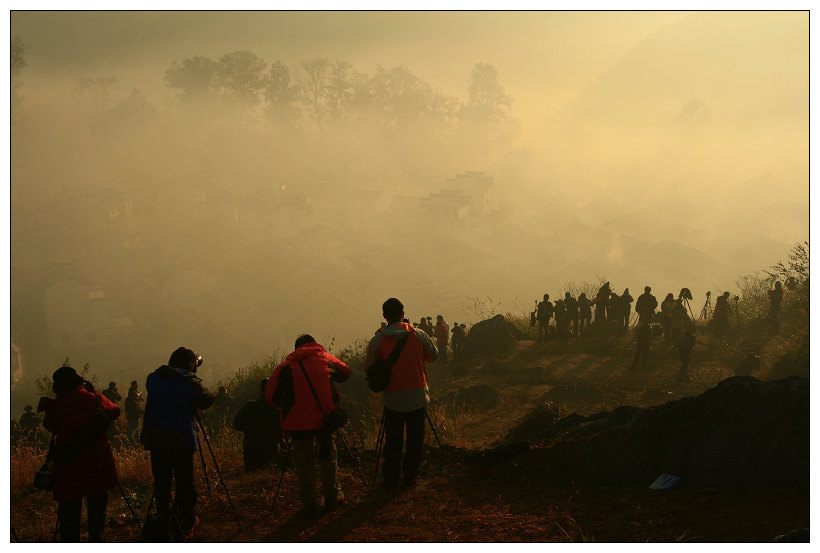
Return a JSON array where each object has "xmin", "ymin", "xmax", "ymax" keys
[
  {"xmin": 513, "ymin": 376, "xmax": 809, "ymax": 489},
  {"xmin": 462, "ymin": 314, "xmax": 523, "ymax": 359}
]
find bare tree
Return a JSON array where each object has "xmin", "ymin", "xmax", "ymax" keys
[
  {"xmin": 294, "ymin": 57, "xmax": 331, "ymax": 135},
  {"xmin": 71, "ymin": 76, "xmax": 120, "ymax": 119}
]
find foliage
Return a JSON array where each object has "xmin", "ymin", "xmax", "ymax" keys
[
  {"xmin": 11, "ymin": 36, "xmax": 26, "ymax": 112},
  {"xmin": 35, "ymin": 358, "xmax": 100, "ymax": 398},
  {"xmin": 71, "ymin": 76, "xmax": 120, "ymax": 118},
  {"xmin": 562, "ymin": 275, "xmax": 607, "ymax": 300},
  {"xmin": 217, "ymin": 352, "xmax": 286, "ymax": 404},
  {"xmin": 463, "ymin": 296, "xmax": 502, "ymax": 321}
]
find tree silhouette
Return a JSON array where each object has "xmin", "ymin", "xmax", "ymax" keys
[
  {"xmin": 264, "ymin": 60, "xmax": 301, "ymax": 129},
  {"xmin": 71, "ymin": 76, "xmax": 120, "ymax": 120},
  {"xmin": 164, "ymin": 55, "xmax": 218, "ymax": 107},
  {"xmin": 11, "ymin": 37, "xmax": 26, "ymax": 113},
  {"xmin": 294, "ymin": 57, "xmax": 331, "ymax": 135},
  {"xmin": 215, "ymin": 50, "xmax": 268, "ymax": 109}
]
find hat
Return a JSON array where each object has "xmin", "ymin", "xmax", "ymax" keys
[
  {"xmin": 24, "ymin": 405, "xmax": 33, "ymax": 411},
  {"xmin": 52, "ymin": 366, "xmax": 84, "ymax": 394}
]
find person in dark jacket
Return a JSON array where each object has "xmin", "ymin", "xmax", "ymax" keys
[
  {"xmin": 631, "ymin": 322, "xmax": 652, "ymax": 370},
  {"xmin": 266, "ymin": 334, "xmax": 352, "ymax": 516},
  {"xmin": 577, "ymin": 293, "xmax": 593, "ymax": 335},
  {"xmin": 635, "ymin": 286, "xmax": 658, "ymax": 324},
  {"xmin": 536, "ymin": 294, "xmax": 554, "ymax": 342},
  {"xmin": 140, "ymin": 347, "xmax": 215, "ymax": 537},
  {"xmin": 38, "ymin": 366, "xmax": 120, "ymax": 542},
  {"xmin": 450, "ymin": 322, "xmax": 466, "ymax": 360},
  {"xmin": 564, "ymin": 292, "xmax": 579, "ymax": 337},
  {"xmin": 19, "ymin": 404, "xmax": 41, "ymax": 444},
  {"xmin": 101, "ymin": 382, "xmax": 122, "ymax": 442},
  {"xmin": 678, "ymin": 330, "xmax": 696, "ymax": 382},
  {"xmin": 124, "ymin": 381, "xmax": 144, "ymax": 444},
  {"xmin": 233, "ymin": 379, "xmax": 282, "ymax": 472},
  {"xmin": 364, "ymin": 298, "xmax": 438, "ymax": 489},
  {"xmin": 620, "ymin": 288, "xmax": 634, "ymax": 332}
]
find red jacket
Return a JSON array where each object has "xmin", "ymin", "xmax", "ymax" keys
[
  {"xmin": 713, "ymin": 296, "xmax": 730, "ymax": 319},
  {"xmin": 433, "ymin": 321, "xmax": 449, "ymax": 348},
  {"xmin": 364, "ymin": 322, "xmax": 438, "ymax": 412},
  {"xmin": 39, "ymin": 386, "xmax": 120, "ymax": 501},
  {"xmin": 265, "ymin": 342, "xmax": 351, "ymax": 432}
]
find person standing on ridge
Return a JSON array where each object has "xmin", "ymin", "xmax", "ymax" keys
[
  {"xmin": 620, "ymin": 288, "xmax": 634, "ymax": 332},
  {"xmin": 363, "ymin": 298, "xmax": 438, "ymax": 489},
  {"xmin": 635, "ymin": 286, "xmax": 658, "ymax": 325},
  {"xmin": 266, "ymin": 334, "xmax": 351, "ymax": 516},
  {"xmin": 140, "ymin": 348, "xmax": 215, "ymax": 537},
  {"xmin": 433, "ymin": 315, "xmax": 450, "ymax": 364},
  {"xmin": 537, "ymin": 294, "xmax": 554, "ymax": 341}
]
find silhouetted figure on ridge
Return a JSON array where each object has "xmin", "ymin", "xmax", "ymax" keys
[
  {"xmin": 578, "ymin": 293, "xmax": 593, "ymax": 335},
  {"xmin": 564, "ymin": 292, "xmax": 579, "ymax": 337},
  {"xmin": 768, "ymin": 280, "xmax": 784, "ymax": 329},
  {"xmin": 713, "ymin": 291, "xmax": 731, "ymax": 338},
  {"xmin": 536, "ymin": 294, "xmax": 553, "ymax": 342},
  {"xmin": 635, "ymin": 286, "xmax": 657, "ymax": 325},
  {"xmin": 620, "ymin": 288, "xmax": 634, "ymax": 332}
]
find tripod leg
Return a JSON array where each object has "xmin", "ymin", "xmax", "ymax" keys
[
  {"xmin": 117, "ymin": 482, "xmax": 142, "ymax": 530},
  {"xmin": 425, "ymin": 408, "xmax": 447, "ymax": 459},
  {"xmin": 372, "ymin": 412, "xmax": 385, "ymax": 486},
  {"xmin": 197, "ymin": 440, "xmax": 212, "ymax": 496},
  {"xmin": 141, "ymin": 489, "xmax": 155, "ymax": 537},
  {"xmin": 194, "ymin": 412, "xmax": 242, "ymax": 531},
  {"xmin": 271, "ymin": 437, "xmax": 293, "ymax": 513},
  {"xmin": 53, "ymin": 505, "xmax": 60, "ymax": 542},
  {"xmin": 336, "ymin": 429, "xmax": 376, "ymax": 503}
]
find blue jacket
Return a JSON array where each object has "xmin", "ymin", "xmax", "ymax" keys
[{"xmin": 140, "ymin": 365, "xmax": 216, "ymax": 451}]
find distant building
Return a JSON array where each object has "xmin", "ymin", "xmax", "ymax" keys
[
  {"xmin": 420, "ymin": 189, "xmax": 471, "ymax": 221},
  {"xmin": 444, "ymin": 171, "xmax": 498, "ymax": 217}
]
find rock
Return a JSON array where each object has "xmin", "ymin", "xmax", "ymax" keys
[
  {"xmin": 513, "ymin": 376, "xmax": 809, "ymax": 490},
  {"xmin": 462, "ymin": 314, "xmax": 522, "ymax": 359}
]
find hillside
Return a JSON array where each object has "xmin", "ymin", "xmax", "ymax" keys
[{"xmin": 11, "ymin": 302, "xmax": 809, "ymax": 543}]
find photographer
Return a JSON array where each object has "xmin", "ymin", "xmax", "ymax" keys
[
  {"xmin": 37, "ymin": 366, "xmax": 121, "ymax": 542},
  {"xmin": 124, "ymin": 381, "xmax": 144, "ymax": 445},
  {"xmin": 364, "ymin": 298, "xmax": 438, "ymax": 489},
  {"xmin": 265, "ymin": 334, "xmax": 351, "ymax": 516},
  {"xmin": 140, "ymin": 348, "xmax": 215, "ymax": 537}
]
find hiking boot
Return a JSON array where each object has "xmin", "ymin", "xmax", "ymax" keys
[
  {"xmin": 300, "ymin": 502, "xmax": 319, "ymax": 518},
  {"xmin": 323, "ymin": 490, "xmax": 345, "ymax": 511}
]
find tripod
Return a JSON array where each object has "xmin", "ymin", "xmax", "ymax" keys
[
  {"xmin": 698, "ymin": 292, "xmax": 712, "ymax": 323},
  {"xmin": 194, "ymin": 412, "xmax": 242, "ymax": 531},
  {"xmin": 271, "ymin": 428, "xmax": 376, "ymax": 513},
  {"xmin": 372, "ymin": 407, "xmax": 447, "ymax": 486}
]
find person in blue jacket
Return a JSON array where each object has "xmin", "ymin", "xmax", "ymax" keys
[{"xmin": 140, "ymin": 347, "xmax": 215, "ymax": 537}]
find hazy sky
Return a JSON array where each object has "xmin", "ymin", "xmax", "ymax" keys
[
  {"xmin": 7, "ymin": 10, "xmax": 811, "ymax": 379},
  {"xmin": 8, "ymin": 11, "xmax": 705, "ymax": 146}
]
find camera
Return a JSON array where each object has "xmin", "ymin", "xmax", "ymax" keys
[
  {"xmin": 33, "ymin": 464, "xmax": 53, "ymax": 490},
  {"xmin": 196, "ymin": 356, "xmax": 203, "ymax": 367}
]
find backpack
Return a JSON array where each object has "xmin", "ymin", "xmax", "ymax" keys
[
  {"xmin": 366, "ymin": 332, "xmax": 410, "ymax": 393},
  {"xmin": 142, "ymin": 508, "xmax": 184, "ymax": 542}
]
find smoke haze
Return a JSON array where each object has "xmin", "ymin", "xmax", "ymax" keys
[{"xmin": 8, "ymin": 11, "xmax": 808, "ymax": 389}]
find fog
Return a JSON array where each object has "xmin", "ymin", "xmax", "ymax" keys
[{"xmin": 8, "ymin": 11, "xmax": 808, "ymax": 390}]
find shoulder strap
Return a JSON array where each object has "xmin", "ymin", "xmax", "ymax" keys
[
  {"xmin": 383, "ymin": 331, "xmax": 410, "ymax": 368},
  {"xmin": 298, "ymin": 360, "xmax": 327, "ymax": 415}
]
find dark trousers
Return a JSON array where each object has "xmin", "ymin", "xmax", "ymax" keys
[
  {"xmin": 678, "ymin": 357, "xmax": 691, "ymax": 381},
  {"xmin": 58, "ymin": 490, "xmax": 108, "ymax": 542},
  {"xmin": 579, "ymin": 314, "xmax": 591, "ymax": 334},
  {"xmin": 632, "ymin": 345, "xmax": 649, "ymax": 369},
  {"xmin": 150, "ymin": 449, "xmax": 197, "ymax": 529},
  {"xmin": 621, "ymin": 310, "xmax": 631, "ymax": 331},
  {"xmin": 383, "ymin": 406, "xmax": 425, "ymax": 485}
]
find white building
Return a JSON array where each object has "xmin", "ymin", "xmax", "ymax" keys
[{"xmin": 444, "ymin": 171, "xmax": 498, "ymax": 217}]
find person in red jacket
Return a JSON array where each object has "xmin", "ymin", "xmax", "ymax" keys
[
  {"xmin": 266, "ymin": 334, "xmax": 351, "ymax": 516},
  {"xmin": 433, "ymin": 315, "xmax": 450, "ymax": 364},
  {"xmin": 38, "ymin": 366, "xmax": 121, "ymax": 542},
  {"xmin": 713, "ymin": 291, "xmax": 732, "ymax": 338},
  {"xmin": 363, "ymin": 298, "xmax": 438, "ymax": 488}
]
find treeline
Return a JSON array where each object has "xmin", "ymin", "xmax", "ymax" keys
[{"xmin": 11, "ymin": 38, "xmax": 519, "ymax": 162}]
